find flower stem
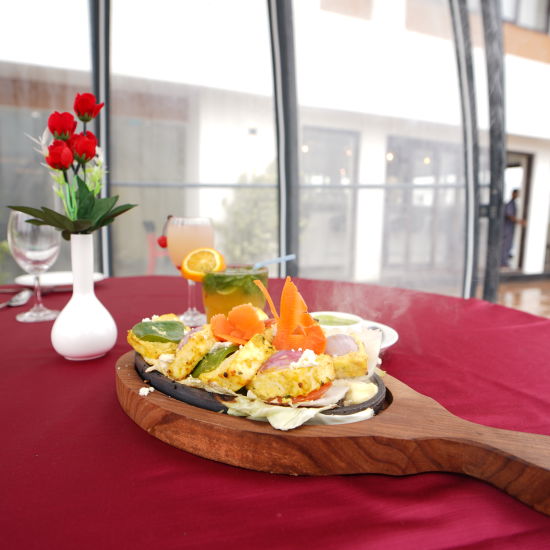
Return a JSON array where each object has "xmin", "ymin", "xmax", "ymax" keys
[{"xmin": 63, "ymin": 169, "xmax": 77, "ymax": 220}]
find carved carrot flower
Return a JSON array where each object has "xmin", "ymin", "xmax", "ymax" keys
[{"xmin": 254, "ymin": 277, "xmax": 326, "ymax": 354}]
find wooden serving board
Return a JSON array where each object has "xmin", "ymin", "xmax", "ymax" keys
[{"xmin": 115, "ymin": 351, "xmax": 550, "ymax": 515}]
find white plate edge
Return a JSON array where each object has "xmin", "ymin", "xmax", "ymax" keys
[{"xmin": 15, "ymin": 271, "xmax": 106, "ymax": 288}]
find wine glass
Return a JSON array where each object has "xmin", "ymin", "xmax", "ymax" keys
[
  {"xmin": 7, "ymin": 211, "xmax": 61, "ymax": 322},
  {"xmin": 166, "ymin": 216, "xmax": 214, "ymax": 326}
]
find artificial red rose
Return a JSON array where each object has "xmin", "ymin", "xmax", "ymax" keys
[
  {"xmin": 68, "ymin": 131, "xmax": 97, "ymax": 163},
  {"xmin": 74, "ymin": 93, "xmax": 104, "ymax": 122},
  {"xmin": 47, "ymin": 111, "xmax": 76, "ymax": 140},
  {"xmin": 46, "ymin": 140, "xmax": 74, "ymax": 170}
]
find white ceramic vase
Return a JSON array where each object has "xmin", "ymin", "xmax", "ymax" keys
[{"xmin": 51, "ymin": 233, "xmax": 117, "ymax": 360}]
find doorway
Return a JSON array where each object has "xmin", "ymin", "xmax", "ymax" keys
[{"xmin": 503, "ymin": 151, "xmax": 532, "ymax": 271}]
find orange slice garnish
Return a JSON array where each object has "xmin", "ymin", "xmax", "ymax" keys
[{"xmin": 181, "ymin": 248, "xmax": 225, "ymax": 282}]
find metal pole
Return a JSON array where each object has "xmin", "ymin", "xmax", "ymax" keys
[
  {"xmin": 481, "ymin": 0, "xmax": 506, "ymax": 302},
  {"xmin": 449, "ymin": 0, "xmax": 480, "ymax": 299},
  {"xmin": 89, "ymin": 0, "xmax": 112, "ymax": 276},
  {"xmin": 267, "ymin": 0, "xmax": 300, "ymax": 277}
]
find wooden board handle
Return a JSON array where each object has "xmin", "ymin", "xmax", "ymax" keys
[{"xmin": 377, "ymin": 376, "xmax": 550, "ymax": 515}]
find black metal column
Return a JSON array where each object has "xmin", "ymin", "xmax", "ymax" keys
[
  {"xmin": 481, "ymin": 0, "xmax": 506, "ymax": 302},
  {"xmin": 267, "ymin": 0, "xmax": 300, "ymax": 277},
  {"xmin": 89, "ymin": 0, "xmax": 112, "ymax": 275},
  {"xmin": 449, "ymin": 0, "xmax": 480, "ymax": 299}
]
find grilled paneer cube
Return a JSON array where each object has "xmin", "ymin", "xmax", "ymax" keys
[
  {"xmin": 127, "ymin": 332, "xmax": 176, "ymax": 363},
  {"xmin": 126, "ymin": 314, "xmax": 184, "ymax": 363},
  {"xmin": 247, "ymin": 354, "xmax": 335, "ymax": 402},
  {"xmin": 199, "ymin": 332, "xmax": 276, "ymax": 392},
  {"xmin": 332, "ymin": 334, "xmax": 369, "ymax": 379},
  {"xmin": 169, "ymin": 325, "xmax": 217, "ymax": 380}
]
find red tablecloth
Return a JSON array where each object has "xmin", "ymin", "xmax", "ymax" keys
[{"xmin": 1, "ymin": 276, "xmax": 549, "ymax": 549}]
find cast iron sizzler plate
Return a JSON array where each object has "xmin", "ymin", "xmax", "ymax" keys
[{"xmin": 134, "ymin": 352, "xmax": 387, "ymax": 415}]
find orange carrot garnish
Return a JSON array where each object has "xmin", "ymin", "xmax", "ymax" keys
[
  {"xmin": 255, "ymin": 277, "xmax": 326, "ymax": 354},
  {"xmin": 210, "ymin": 304, "xmax": 265, "ymax": 345},
  {"xmin": 211, "ymin": 331, "xmax": 248, "ymax": 346},
  {"xmin": 254, "ymin": 279, "xmax": 279, "ymax": 320}
]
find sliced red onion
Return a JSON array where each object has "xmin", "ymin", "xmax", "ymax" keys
[
  {"xmin": 325, "ymin": 334, "xmax": 358, "ymax": 356},
  {"xmin": 260, "ymin": 350, "xmax": 303, "ymax": 372},
  {"xmin": 177, "ymin": 326, "xmax": 201, "ymax": 350}
]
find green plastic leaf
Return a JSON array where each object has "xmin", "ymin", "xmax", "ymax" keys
[
  {"xmin": 131, "ymin": 321, "xmax": 185, "ymax": 343},
  {"xmin": 69, "ymin": 219, "xmax": 93, "ymax": 233},
  {"xmin": 8, "ymin": 205, "xmax": 44, "ymax": 217},
  {"xmin": 26, "ymin": 219, "xmax": 54, "ymax": 227},
  {"xmin": 40, "ymin": 207, "xmax": 76, "ymax": 231},
  {"xmin": 191, "ymin": 344, "xmax": 239, "ymax": 378},
  {"xmin": 90, "ymin": 196, "xmax": 117, "ymax": 225},
  {"xmin": 96, "ymin": 203, "xmax": 137, "ymax": 228},
  {"xmin": 8, "ymin": 206, "xmax": 67, "ymax": 230},
  {"xmin": 75, "ymin": 176, "xmax": 95, "ymax": 219},
  {"xmin": 106, "ymin": 202, "xmax": 137, "ymax": 219},
  {"xmin": 9, "ymin": 192, "xmax": 136, "ymax": 236}
]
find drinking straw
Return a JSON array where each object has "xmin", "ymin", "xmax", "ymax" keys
[{"xmin": 253, "ymin": 254, "xmax": 296, "ymax": 269}]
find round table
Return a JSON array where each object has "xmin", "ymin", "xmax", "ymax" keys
[{"xmin": 2, "ymin": 276, "xmax": 549, "ymax": 549}]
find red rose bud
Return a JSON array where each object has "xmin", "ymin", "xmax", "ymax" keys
[
  {"xmin": 74, "ymin": 93, "xmax": 104, "ymax": 122},
  {"xmin": 47, "ymin": 111, "xmax": 77, "ymax": 140},
  {"xmin": 157, "ymin": 235, "xmax": 168, "ymax": 248},
  {"xmin": 69, "ymin": 131, "xmax": 97, "ymax": 163},
  {"xmin": 46, "ymin": 140, "xmax": 74, "ymax": 170}
]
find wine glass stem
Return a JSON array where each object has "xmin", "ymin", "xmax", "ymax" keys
[
  {"xmin": 187, "ymin": 279, "xmax": 199, "ymax": 311},
  {"xmin": 34, "ymin": 275, "xmax": 43, "ymax": 308}
]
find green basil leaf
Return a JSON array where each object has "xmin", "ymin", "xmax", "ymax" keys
[
  {"xmin": 132, "ymin": 321, "xmax": 185, "ymax": 343},
  {"xmin": 191, "ymin": 344, "xmax": 239, "ymax": 378}
]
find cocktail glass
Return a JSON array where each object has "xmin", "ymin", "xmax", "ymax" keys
[
  {"xmin": 166, "ymin": 216, "xmax": 214, "ymax": 326},
  {"xmin": 202, "ymin": 265, "xmax": 268, "ymax": 321}
]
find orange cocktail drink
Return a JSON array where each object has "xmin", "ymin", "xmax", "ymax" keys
[
  {"xmin": 165, "ymin": 216, "xmax": 214, "ymax": 326},
  {"xmin": 202, "ymin": 265, "xmax": 268, "ymax": 321}
]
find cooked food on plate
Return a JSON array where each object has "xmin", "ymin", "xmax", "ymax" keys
[
  {"xmin": 127, "ymin": 277, "xmax": 384, "ymax": 430},
  {"xmin": 198, "ymin": 331, "xmax": 276, "ymax": 392},
  {"xmin": 169, "ymin": 325, "xmax": 217, "ymax": 380},
  {"xmin": 127, "ymin": 313, "xmax": 184, "ymax": 360},
  {"xmin": 248, "ymin": 349, "xmax": 335, "ymax": 404}
]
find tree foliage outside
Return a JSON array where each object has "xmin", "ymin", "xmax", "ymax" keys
[{"xmin": 218, "ymin": 162, "xmax": 279, "ymax": 266}]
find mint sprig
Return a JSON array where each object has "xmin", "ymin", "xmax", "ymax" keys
[{"xmin": 203, "ymin": 273, "xmax": 267, "ymax": 295}]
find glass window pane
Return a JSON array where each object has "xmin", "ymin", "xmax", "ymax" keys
[
  {"xmin": 110, "ymin": 0, "xmax": 277, "ymax": 276},
  {"xmin": 500, "ymin": 0, "xmax": 518, "ymax": 22},
  {"xmin": 293, "ymin": 0, "xmax": 466, "ymax": 295},
  {"xmin": 517, "ymin": 0, "xmax": 548, "ymax": 31},
  {"xmin": 0, "ymin": 0, "xmax": 92, "ymax": 283}
]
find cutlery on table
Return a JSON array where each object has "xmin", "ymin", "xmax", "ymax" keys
[{"xmin": 0, "ymin": 289, "xmax": 32, "ymax": 309}]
